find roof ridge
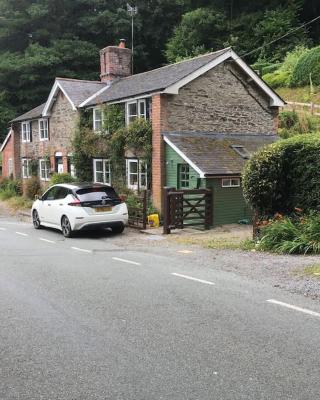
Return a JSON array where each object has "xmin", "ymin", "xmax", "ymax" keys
[
  {"xmin": 118, "ymin": 47, "xmax": 231, "ymax": 82},
  {"xmin": 56, "ymin": 77, "xmax": 105, "ymax": 84}
]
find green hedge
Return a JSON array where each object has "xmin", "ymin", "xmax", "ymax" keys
[
  {"xmin": 242, "ymin": 135, "xmax": 320, "ymax": 215},
  {"xmin": 291, "ymin": 46, "xmax": 320, "ymax": 86}
]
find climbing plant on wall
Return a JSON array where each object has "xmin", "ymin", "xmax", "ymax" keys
[{"xmin": 72, "ymin": 106, "xmax": 152, "ymax": 185}]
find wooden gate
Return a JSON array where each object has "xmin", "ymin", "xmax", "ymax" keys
[{"xmin": 163, "ymin": 187, "xmax": 213, "ymax": 234}]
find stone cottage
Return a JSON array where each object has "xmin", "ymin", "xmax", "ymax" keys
[{"xmin": 0, "ymin": 40, "xmax": 285, "ymax": 226}]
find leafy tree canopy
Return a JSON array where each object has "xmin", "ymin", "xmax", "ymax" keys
[{"xmin": 0, "ymin": 0, "xmax": 319, "ymax": 141}]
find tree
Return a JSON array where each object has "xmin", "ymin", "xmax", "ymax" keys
[{"xmin": 165, "ymin": 7, "xmax": 227, "ymax": 63}]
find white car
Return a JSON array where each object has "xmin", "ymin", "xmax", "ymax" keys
[{"xmin": 31, "ymin": 183, "xmax": 128, "ymax": 237}]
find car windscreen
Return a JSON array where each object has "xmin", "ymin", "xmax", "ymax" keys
[{"xmin": 75, "ymin": 186, "xmax": 119, "ymax": 203}]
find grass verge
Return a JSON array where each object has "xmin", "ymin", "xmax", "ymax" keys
[
  {"xmin": 1, "ymin": 196, "xmax": 32, "ymax": 213},
  {"xmin": 303, "ymin": 264, "xmax": 320, "ymax": 278},
  {"xmin": 171, "ymin": 236, "xmax": 256, "ymax": 251}
]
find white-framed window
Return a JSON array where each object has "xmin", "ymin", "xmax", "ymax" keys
[
  {"xmin": 126, "ymin": 99, "xmax": 146, "ymax": 125},
  {"xmin": 39, "ymin": 119, "xmax": 49, "ymax": 141},
  {"xmin": 21, "ymin": 158, "xmax": 31, "ymax": 178},
  {"xmin": 126, "ymin": 159, "xmax": 148, "ymax": 190},
  {"xmin": 93, "ymin": 108, "xmax": 103, "ymax": 131},
  {"xmin": 8, "ymin": 158, "xmax": 13, "ymax": 176},
  {"xmin": 178, "ymin": 164, "xmax": 190, "ymax": 189},
  {"xmin": 21, "ymin": 122, "xmax": 31, "ymax": 142},
  {"xmin": 93, "ymin": 159, "xmax": 111, "ymax": 185},
  {"xmin": 39, "ymin": 159, "xmax": 51, "ymax": 181},
  {"xmin": 222, "ymin": 178, "xmax": 241, "ymax": 188}
]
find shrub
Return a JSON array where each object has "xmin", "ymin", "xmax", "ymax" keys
[
  {"xmin": 50, "ymin": 173, "xmax": 76, "ymax": 185},
  {"xmin": 0, "ymin": 177, "xmax": 22, "ymax": 199},
  {"xmin": 25, "ymin": 176, "xmax": 41, "ymax": 199},
  {"xmin": 279, "ymin": 111, "xmax": 299, "ymax": 129},
  {"xmin": 291, "ymin": 46, "xmax": 320, "ymax": 87},
  {"xmin": 242, "ymin": 134, "xmax": 320, "ymax": 216},
  {"xmin": 263, "ymin": 70, "xmax": 291, "ymax": 88},
  {"xmin": 257, "ymin": 213, "xmax": 320, "ymax": 254}
]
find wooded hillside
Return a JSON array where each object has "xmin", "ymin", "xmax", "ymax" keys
[{"xmin": 0, "ymin": 0, "xmax": 319, "ymax": 140}]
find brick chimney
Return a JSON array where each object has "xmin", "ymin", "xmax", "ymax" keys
[{"xmin": 100, "ymin": 39, "xmax": 132, "ymax": 83}]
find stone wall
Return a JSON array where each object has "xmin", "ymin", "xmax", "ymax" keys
[{"xmin": 166, "ymin": 62, "xmax": 278, "ymax": 134}]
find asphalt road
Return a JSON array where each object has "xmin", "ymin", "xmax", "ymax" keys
[{"xmin": 0, "ymin": 218, "xmax": 320, "ymax": 399}]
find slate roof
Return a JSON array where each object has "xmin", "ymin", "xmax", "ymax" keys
[
  {"xmin": 83, "ymin": 48, "xmax": 230, "ymax": 106},
  {"xmin": 11, "ymin": 103, "xmax": 46, "ymax": 123},
  {"xmin": 163, "ymin": 132, "xmax": 278, "ymax": 176},
  {"xmin": 56, "ymin": 78, "xmax": 106, "ymax": 107}
]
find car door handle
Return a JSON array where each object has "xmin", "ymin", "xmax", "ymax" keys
[{"xmin": 59, "ymin": 204, "xmax": 63, "ymax": 206}]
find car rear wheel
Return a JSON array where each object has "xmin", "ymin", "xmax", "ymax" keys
[
  {"xmin": 112, "ymin": 224, "xmax": 125, "ymax": 234},
  {"xmin": 61, "ymin": 216, "xmax": 73, "ymax": 238},
  {"xmin": 32, "ymin": 210, "xmax": 41, "ymax": 229}
]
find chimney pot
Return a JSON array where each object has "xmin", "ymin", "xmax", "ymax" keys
[{"xmin": 119, "ymin": 39, "xmax": 126, "ymax": 48}]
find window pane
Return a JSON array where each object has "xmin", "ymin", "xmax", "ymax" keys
[
  {"xmin": 129, "ymin": 103, "xmax": 137, "ymax": 116},
  {"xmin": 129, "ymin": 161, "xmax": 138, "ymax": 173},
  {"xmin": 95, "ymin": 109, "xmax": 102, "ymax": 120},
  {"xmin": 95, "ymin": 160, "xmax": 103, "ymax": 172},
  {"xmin": 95, "ymin": 172, "xmax": 103, "ymax": 183},
  {"xmin": 139, "ymin": 101, "xmax": 145, "ymax": 116}
]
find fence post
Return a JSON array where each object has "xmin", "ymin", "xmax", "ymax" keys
[
  {"xmin": 142, "ymin": 190, "xmax": 147, "ymax": 230},
  {"xmin": 204, "ymin": 189, "xmax": 213, "ymax": 230},
  {"xmin": 163, "ymin": 187, "xmax": 173, "ymax": 234}
]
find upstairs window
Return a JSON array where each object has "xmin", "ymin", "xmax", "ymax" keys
[
  {"xmin": 93, "ymin": 108, "xmax": 103, "ymax": 131},
  {"xmin": 21, "ymin": 122, "xmax": 31, "ymax": 142},
  {"xmin": 22, "ymin": 158, "xmax": 31, "ymax": 178},
  {"xmin": 222, "ymin": 178, "xmax": 240, "ymax": 188},
  {"xmin": 126, "ymin": 99, "xmax": 146, "ymax": 125},
  {"xmin": 39, "ymin": 119, "xmax": 49, "ymax": 141}
]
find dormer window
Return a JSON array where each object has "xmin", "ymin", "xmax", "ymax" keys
[
  {"xmin": 93, "ymin": 108, "xmax": 103, "ymax": 131},
  {"xmin": 126, "ymin": 99, "xmax": 146, "ymax": 125},
  {"xmin": 230, "ymin": 145, "xmax": 250, "ymax": 159},
  {"xmin": 39, "ymin": 119, "xmax": 49, "ymax": 141},
  {"xmin": 21, "ymin": 122, "xmax": 31, "ymax": 142}
]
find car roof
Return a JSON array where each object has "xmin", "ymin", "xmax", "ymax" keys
[{"xmin": 53, "ymin": 182, "xmax": 112, "ymax": 190}]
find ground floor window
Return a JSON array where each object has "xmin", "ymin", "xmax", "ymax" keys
[
  {"xmin": 222, "ymin": 178, "xmax": 240, "ymax": 188},
  {"xmin": 178, "ymin": 163, "xmax": 190, "ymax": 189},
  {"xmin": 22, "ymin": 158, "xmax": 31, "ymax": 178},
  {"xmin": 126, "ymin": 159, "xmax": 148, "ymax": 190},
  {"xmin": 93, "ymin": 159, "xmax": 111, "ymax": 184},
  {"xmin": 39, "ymin": 159, "xmax": 50, "ymax": 181},
  {"xmin": 55, "ymin": 152, "xmax": 64, "ymax": 174},
  {"xmin": 8, "ymin": 158, "xmax": 13, "ymax": 176}
]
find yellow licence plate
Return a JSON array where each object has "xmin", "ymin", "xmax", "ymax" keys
[{"xmin": 94, "ymin": 206, "xmax": 112, "ymax": 212}]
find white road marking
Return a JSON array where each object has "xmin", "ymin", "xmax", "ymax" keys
[
  {"xmin": 71, "ymin": 246, "xmax": 92, "ymax": 254},
  {"xmin": 177, "ymin": 250, "xmax": 194, "ymax": 254},
  {"xmin": 0, "ymin": 227, "xmax": 6, "ymax": 231},
  {"xmin": 39, "ymin": 238, "xmax": 56, "ymax": 244},
  {"xmin": 15, "ymin": 232, "xmax": 28, "ymax": 237},
  {"xmin": 267, "ymin": 299, "xmax": 320, "ymax": 318},
  {"xmin": 112, "ymin": 257, "xmax": 141, "ymax": 266},
  {"xmin": 171, "ymin": 273, "xmax": 215, "ymax": 286}
]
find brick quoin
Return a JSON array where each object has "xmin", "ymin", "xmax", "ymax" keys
[{"xmin": 152, "ymin": 94, "xmax": 168, "ymax": 212}]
